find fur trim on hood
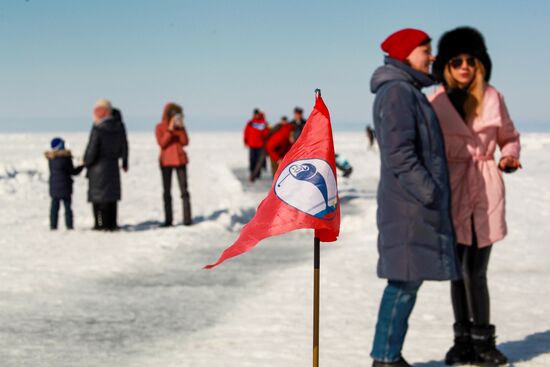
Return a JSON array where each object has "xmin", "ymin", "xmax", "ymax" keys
[{"xmin": 45, "ymin": 149, "xmax": 72, "ymax": 160}]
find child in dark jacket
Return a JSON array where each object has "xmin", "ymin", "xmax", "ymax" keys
[{"xmin": 45, "ymin": 137, "xmax": 84, "ymax": 230}]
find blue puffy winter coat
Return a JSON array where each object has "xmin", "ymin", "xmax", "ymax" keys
[{"xmin": 370, "ymin": 57, "xmax": 460, "ymax": 281}]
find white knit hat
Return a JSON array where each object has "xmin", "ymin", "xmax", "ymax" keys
[{"xmin": 94, "ymin": 98, "xmax": 112, "ymax": 109}]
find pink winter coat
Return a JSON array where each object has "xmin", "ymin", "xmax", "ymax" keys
[{"xmin": 429, "ymin": 85, "xmax": 520, "ymax": 247}]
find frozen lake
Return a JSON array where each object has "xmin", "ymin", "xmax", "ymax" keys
[{"xmin": 0, "ymin": 132, "xmax": 549, "ymax": 366}]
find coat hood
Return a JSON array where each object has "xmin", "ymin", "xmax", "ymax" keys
[
  {"xmin": 371, "ymin": 57, "xmax": 434, "ymax": 94},
  {"xmin": 95, "ymin": 117, "xmax": 123, "ymax": 133},
  {"xmin": 45, "ymin": 149, "xmax": 72, "ymax": 160},
  {"xmin": 161, "ymin": 103, "xmax": 183, "ymax": 125}
]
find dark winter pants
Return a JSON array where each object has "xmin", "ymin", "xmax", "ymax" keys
[
  {"xmin": 249, "ymin": 148, "xmax": 265, "ymax": 180},
  {"xmin": 50, "ymin": 197, "xmax": 73, "ymax": 229},
  {"xmin": 161, "ymin": 165, "xmax": 192, "ymax": 225},
  {"xmin": 92, "ymin": 202, "xmax": 118, "ymax": 230},
  {"xmin": 451, "ymin": 226, "xmax": 492, "ymax": 326}
]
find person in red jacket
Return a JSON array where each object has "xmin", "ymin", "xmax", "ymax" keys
[
  {"xmin": 243, "ymin": 108, "xmax": 269, "ymax": 181},
  {"xmin": 155, "ymin": 103, "xmax": 192, "ymax": 226},
  {"xmin": 265, "ymin": 116, "xmax": 294, "ymax": 175}
]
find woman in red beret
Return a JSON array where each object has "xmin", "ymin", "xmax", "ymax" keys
[
  {"xmin": 430, "ymin": 27, "xmax": 520, "ymax": 367},
  {"xmin": 369, "ymin": 28, "xmax": 461, "ymax": 367}
]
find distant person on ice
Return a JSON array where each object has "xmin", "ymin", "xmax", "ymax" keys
[
  {"xmin": 289, "ymin": 106, "xmax": 307, "ymax": 142},
  {"xmin": 155, "ymin": 103, "xmax": 192, "ymax": 226},
  {"xmin": 430, "ymin": 27, "xmax": 521, "ymax": 367},
  {"xmin": 366, "ymin": 124, "xmax": 376, "ymax": 150},
  {"xmin": 369, "ymin": 28, "xmax": 460, "ymax": 367},
  {"xmin": 83, "ymin": 99, "xmax": 128, "ymax": 231},
  {"xmin": 243, "ymin": 108, "xmax": 269, "ymax": 182},
  {"xmin": 335, "ymin": 153, "xmax": 353, "ymax": 178},
  {"xmin": 45, "ymin": 137, "xmax": 83, "ymax": 230},
  {"xmin": 264, "ymin": 115, "xmax": 294, "ymax": 176}
]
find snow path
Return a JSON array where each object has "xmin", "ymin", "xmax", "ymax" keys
[{"xmin": 0, "ymin": 132, "xmax": 549, "ymax": 366}]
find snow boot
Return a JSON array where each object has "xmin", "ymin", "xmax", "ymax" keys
[
  {"xmin": 445, "ymin": 322, "xmax": 474, "ymax": 365},
  {"xmin": 372, "ymin": 356, "xmax": 411, "ymax": 367},
  {"xmin": 183, "ymin": 197, "xmax": 192, "ymax": 226},
  {"xmin": 471, "ymin": 324, "xmax": 508, "ymax": 366},
  {"xmin": 163, "ymin": 194, "xmax": 173, "ymax": 227}
]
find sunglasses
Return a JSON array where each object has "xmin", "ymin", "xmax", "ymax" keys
[{"xmin": 449, "ymin": 56, "xmax": 476, "ymax": 69}]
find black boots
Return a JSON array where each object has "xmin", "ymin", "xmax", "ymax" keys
[
  {"xmin": 446, "ymin": 323, "xmax": 507, "ymax": 366},
  {"xmin": 183, "ymin": 196, "xmax": 192, "ymax": 226},
  {"xmin": 471, "ymin": 324, "xmax": 508, "ymax": 366},
  {"xmin": 445, "ymin": 322, "xmax": 474, "ymax": 365},
  {"xmin": 162, "ymin": 196, "xmax": 192, "ymax": 226},
  {"xmin": 372, "ymin": 357, "xmax": 411, "ymax": 367},
  {"xmin": 163, "ymin": 194, "xmax": 173, "ymax": 227}
]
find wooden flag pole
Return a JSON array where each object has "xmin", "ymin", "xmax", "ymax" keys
[
  {"xmin": 313, "ymin": 236, "xmax": 320, "ymax": 367},
  {"xmin": 313, "ymin": 88, "xmax": 322, "ymax": 367}
]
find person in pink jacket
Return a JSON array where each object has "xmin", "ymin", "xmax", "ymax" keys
[{"xmin": 430, "ymin": 27, "xmax": 521, "ymax": 367}]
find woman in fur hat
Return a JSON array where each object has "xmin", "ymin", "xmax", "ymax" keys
[{"xmin": 430, "ymin": 27, "xmax": 521, "ymax": 366}]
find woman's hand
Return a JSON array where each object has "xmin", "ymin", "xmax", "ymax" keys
[{"xmin": 498, "ymin": 156, "xmax": 522, "ymax": 173}]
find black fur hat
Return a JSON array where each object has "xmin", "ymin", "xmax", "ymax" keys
[{"xmin": 432, "ymin": 27, "xmax": 492, "ymax": 84}]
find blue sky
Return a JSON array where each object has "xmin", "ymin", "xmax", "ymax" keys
[{"xmin": 1, "ymin": 0, "xmax": 549, "ymax": 132}]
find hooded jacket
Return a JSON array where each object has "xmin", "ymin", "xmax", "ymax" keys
[
  {"xmin": 155, "ymin": 104, "xmax": 189, "ymax": 167},
  {"xmin": 83, "ymin": 117, "xmax": 126, "ymax": 203},
  {"xmin": 265, "ymin": 122, "xmax": 294, "ymax": 162},
  {"xmin": 370, "ymin": 57, "xmax": 460, "ymax": 281},
  {"xmin": 111, "ymin": 108, "xmax": 129, "ymax": 171},
  {"xmin": 243, "ymin": 118, "xmax": 269, "ymax": 149},
  {"xmin": 45, "ymin": 149, "xmax": 83, "ymax": 199}
]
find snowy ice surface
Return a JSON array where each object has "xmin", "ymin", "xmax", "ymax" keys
[{"xmin": 0, "ymin": 132, "xmax": 549, "ymax": 367}]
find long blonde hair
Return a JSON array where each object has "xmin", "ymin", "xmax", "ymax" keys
[{"xmin": 444, "ymin": 58, "xmax": 486, "ymax": 121}]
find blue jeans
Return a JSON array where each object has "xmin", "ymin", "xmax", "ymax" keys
[
  {"xmin": 371, "ymin": 280, "xmax": 423, "ymax": 362},
  {"xmin": 50, "ymin": 197, "xmax": 73, "ymax": 229}
]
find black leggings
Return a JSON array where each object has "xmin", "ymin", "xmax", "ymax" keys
[{"xmin": 451, "ymin": 228, "xmax": 492, "ymax": 326}]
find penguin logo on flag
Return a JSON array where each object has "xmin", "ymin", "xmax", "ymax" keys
[{"xmin": 275, "ymin": 159, "xmax": 338, "ymax": 220}]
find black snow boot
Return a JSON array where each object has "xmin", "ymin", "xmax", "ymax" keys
[
  {"xmin": 471, "ymin": 324, "xmax": 508, "ymax": 366},
  {"xmin": 372, "ymin": 356, "xmax": 411, "ymax": 367},
  {"xmin": 162, "ymin": 194, "xmax": 173, "ymax": 227},
  {"xmin": 182, "ymin": 196, "xmax": 192, "ymax": 226},
  {"xmin": 445, "ymin": 322, "xmax": 474, "ymax": 365}
]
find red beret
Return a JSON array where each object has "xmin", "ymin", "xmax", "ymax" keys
[{"xmin": 381, "ymin": 28, "xmax": 430, "ymax": 61}]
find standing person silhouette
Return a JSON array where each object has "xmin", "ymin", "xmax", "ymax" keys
[
  {"xmin": 369, "ymin": 28, "xmax": 460, "ymax": 367},
  {"xmin": 366, "ymin": 124, "xmax": 376, "ymax": 149},
  {"xmin": 430, "ymin": 27, "xmax": 521, "ymax": 366},
  {"xmin": 45, "ymin": 137, "xmax": 83, "ymax": 230},
  {"xmin": 155, "ymin": 103, "xmax": 192, "ymax": 226},
  {"xmin": 289, "ymin": 107, "xmax": 307, "ymax": 143},
  {"xmin": 243, "ymin": 108, "xmax": 269, "ymax": 182},
  {"xmin": 84, "ymin": 99, "xmax": 127, "ymax": 231}
]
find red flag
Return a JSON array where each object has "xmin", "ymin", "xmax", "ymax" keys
[{"xmin": 205, "ymin": 94, "xmax": 340, "ymax": 269}]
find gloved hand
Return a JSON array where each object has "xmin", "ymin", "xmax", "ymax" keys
[{"xmin": 498, "ymin": 156, "xmax": 522, "ymax": 173}]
